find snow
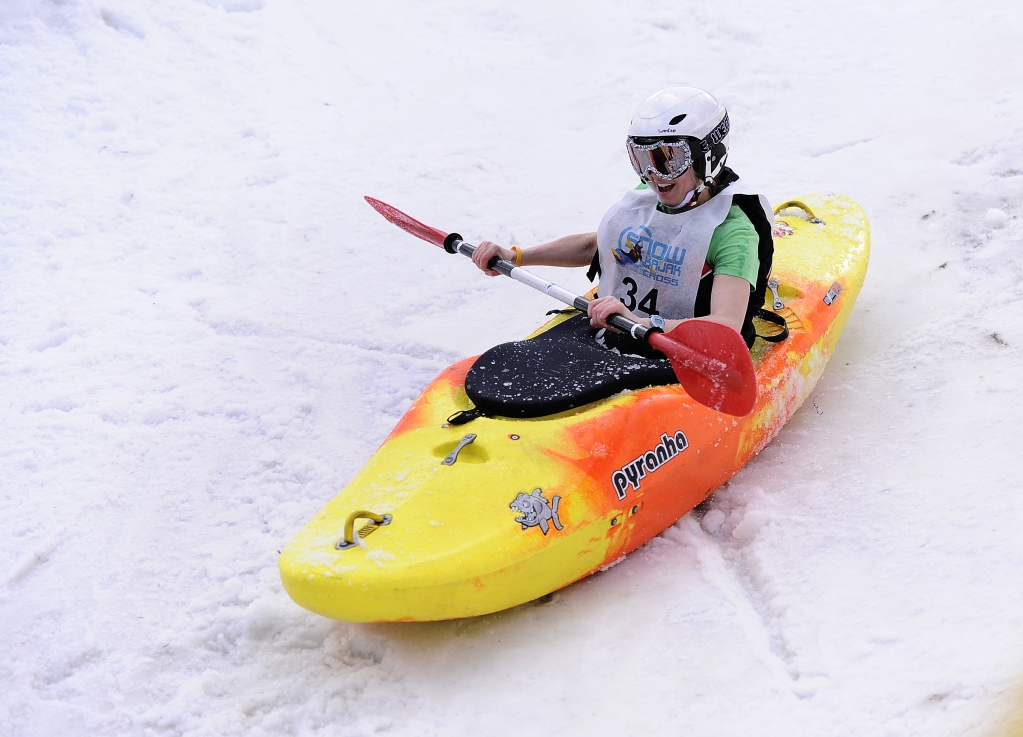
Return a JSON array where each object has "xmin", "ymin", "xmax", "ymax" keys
[
  {"xmin": 2, "ymin": 0, "xmax": 1023, "ymax": 735},
  {"xmin": 986, "ymin": 208, "xmax": 1009, "ymax": 228}
]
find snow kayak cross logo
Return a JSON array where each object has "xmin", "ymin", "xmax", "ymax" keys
[
  {"xmin": 509, "ymin": 488, "xmax": 563, "ymax": 535},
  {"xmin": 611, "ymin": 431, "xmax": 689, "ymax": 500},
  {"xmin": 614, "ymin": 225, "xmax": 688, "ymax": 271}
]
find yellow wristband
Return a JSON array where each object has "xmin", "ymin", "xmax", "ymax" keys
[{"xmin": 511, "ymin": 246, "xmax": 523, "ymax": 266}]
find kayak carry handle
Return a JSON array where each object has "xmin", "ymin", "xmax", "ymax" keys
[
  {"xmin": 336, "ymin": 510, "xmax": 392, "ymax": 550},
  {"xmin": 774, "ymin": 200, "xmax": 823, "ymax": 224}
]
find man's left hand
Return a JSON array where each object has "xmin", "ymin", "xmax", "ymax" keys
[{"xmin": 587, "ymin": 296, "xmax": 641, "ymax": 331}]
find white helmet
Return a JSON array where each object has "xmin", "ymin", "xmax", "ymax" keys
[{"xmin": 626, "ymin": 86, "xmax": 730, "ymax": 186}]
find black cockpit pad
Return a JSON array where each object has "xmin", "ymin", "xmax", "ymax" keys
[{"xmin": 464, "ymin": 314, "xmax": 678, "ymax": 418}]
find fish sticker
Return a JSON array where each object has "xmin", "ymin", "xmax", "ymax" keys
[{"xmin": 510, "ymin": 488, "xmax": 563, "ymax": 535}]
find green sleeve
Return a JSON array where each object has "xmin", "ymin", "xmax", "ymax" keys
[{"xmin": 706, "ymin": 205, "xmax": 759, "ymax": 287}]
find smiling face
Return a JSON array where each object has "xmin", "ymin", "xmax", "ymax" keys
[{"xmin": 647, "ymin": 167, "xmax": 700, "ymax": 208}]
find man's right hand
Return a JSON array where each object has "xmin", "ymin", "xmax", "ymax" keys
[{"xmin": 471, "ymin": 241, "xmax": 514, "ymax": 276}]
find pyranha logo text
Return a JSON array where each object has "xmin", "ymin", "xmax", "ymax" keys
[{"xmin": 611, "ymin": 431, "xmax": 689, "ymax": 500}]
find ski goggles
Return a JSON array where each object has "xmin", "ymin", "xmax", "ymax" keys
[{"xmin": 626, "ymin": 137, "xmax": 693, "ymax": 181}]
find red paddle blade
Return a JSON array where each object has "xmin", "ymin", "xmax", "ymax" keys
[
  {"xmin": 648, "ymin": 321, "xmax": 757, "ymax": 416},
  {"xmin": 365, "ymin": 196, "xmax": 449, "ymax": 247}
]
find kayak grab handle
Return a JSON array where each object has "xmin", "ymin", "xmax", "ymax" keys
[
  {"xmin": 774, "ymin": 200, "xmax": 823, "ymax": 224},
  {"xmin": 335, "ymin": 510, "xmax": 392, "ymax": 550},
  {"xmin": 441, "ymin": 433, "xmax": 477, "ymax": 466}
]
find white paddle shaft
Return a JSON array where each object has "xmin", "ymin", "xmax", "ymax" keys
[{"xmin": 451, "ymin": 237, "xmax": 649, "ymax": 341}]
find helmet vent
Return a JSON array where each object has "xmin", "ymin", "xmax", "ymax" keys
[{"xmin": 669, "ymin": 114, "xmax": 687, "ymax": 125}]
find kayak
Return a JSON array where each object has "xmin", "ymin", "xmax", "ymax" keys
[{"xmin": 279, "ymin": 194, "xmax": 870, "ymax": 622}]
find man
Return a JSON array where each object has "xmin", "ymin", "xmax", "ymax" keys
[{"xmin": 471, "ymin": 86, "xmax": 774, "ymax": 350}]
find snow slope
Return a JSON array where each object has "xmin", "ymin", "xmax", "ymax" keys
[{"xmin": 2, "ymin": 1, "xmax": 1023, "ymax": 735}]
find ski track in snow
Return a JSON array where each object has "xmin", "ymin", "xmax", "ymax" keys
[{"xmin": 2, "ymin": 1, "xmax": 1023, "ymax": 735}]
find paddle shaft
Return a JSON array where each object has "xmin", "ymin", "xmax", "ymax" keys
[
  {"xmin": 442, "ymin": 233, "xmax": 738, "ymax": 386},
  {"xmin": 443, "ymin": 233, "xmax": 645, "ymax": 335}
]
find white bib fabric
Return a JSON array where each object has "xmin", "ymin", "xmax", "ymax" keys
[{"xmin": 596, "ymin": 185, "xmax": 737, "ymax": 319}]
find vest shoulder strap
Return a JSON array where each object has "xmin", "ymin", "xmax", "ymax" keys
[{"xmin": 731, "ymin": 193, "xmax": 776, "ymax": 347}]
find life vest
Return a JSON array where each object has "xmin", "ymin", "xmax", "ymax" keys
[{"xmin": 591, "ymin": 175, "xmax": 775, "ymax": 347}]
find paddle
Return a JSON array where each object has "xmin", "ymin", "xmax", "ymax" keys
[{"xmin": 365, "ymin": 196, "xmax": 757, "ymax": 416}]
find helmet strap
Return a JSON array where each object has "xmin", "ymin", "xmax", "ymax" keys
[
  {"xmin": 659, "ymin": 185, "xmax": 701, "ymax": 213},
  {"xmin": 686, "ymin": 182, "xmax": 707, "ymax": 209}
]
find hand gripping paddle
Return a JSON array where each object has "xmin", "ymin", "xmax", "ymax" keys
[{"xmin": 365, "ymin": 196, "xmax": 757, "ymax": 416}]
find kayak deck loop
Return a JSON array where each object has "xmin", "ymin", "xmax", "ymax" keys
[
  {"xmin": 446, "ymin": 408, "xmax": 486, "ymax": 426},
  {"xmin": 335, "ymin": 510, "xmax": 393, "ymax": 551}
]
